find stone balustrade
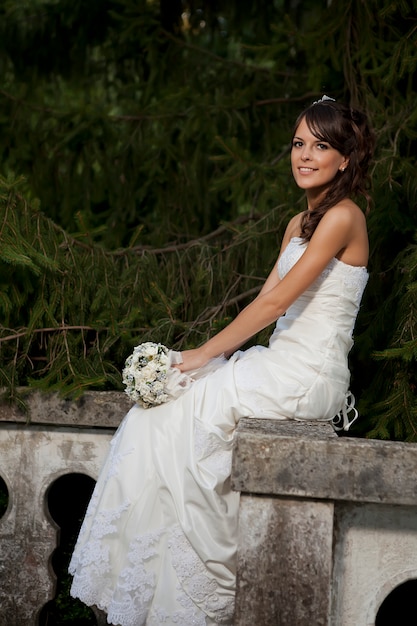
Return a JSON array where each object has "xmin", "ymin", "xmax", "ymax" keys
[
  {"xmin": 0, "ymin": 390, "xmax": 131, "ymax": 625},
  {"xmin": 1, "ymin": 391, "xmax": 417, "ymax": 625},
  {"xmin": 232, "ymin": 418, "xmax": 417, "ymax": 626}
]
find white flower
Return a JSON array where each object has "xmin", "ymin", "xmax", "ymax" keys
[
  {"xmin": 122, "ymin": 342, "xmax": 170, "ymax": 408},
  {"xmin": 122, "ymin": 343, "xmax": 228, "ymax": 409}
]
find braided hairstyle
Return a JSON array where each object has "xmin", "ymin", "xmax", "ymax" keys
[{"xmin": 294, "ymin": 99, "xmax": 375, "ymax": 242}]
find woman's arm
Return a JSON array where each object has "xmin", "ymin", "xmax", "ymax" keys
[
  {"xmin": 177, "ymin": 204, "xmax": 363, "ymax": 371},
  {"xmin": 249, "ymin": 212, "xmax": 303, "ymax": 299}
]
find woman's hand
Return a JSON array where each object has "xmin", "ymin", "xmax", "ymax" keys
[{"xmin": 174, "ymin": 348, "xmax": 209, "ymax": 373}]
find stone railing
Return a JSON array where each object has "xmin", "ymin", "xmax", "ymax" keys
[
  {"xmin": 232, "ymin": 418, "xmax": 417, "ymax": 626},
  {"xmin": 1, "ymin": 392, "xmax": 417, "ymax": 625},
  {"xmin": 0, "ymin": 390, "xmax": 131, "ymax": 626}
]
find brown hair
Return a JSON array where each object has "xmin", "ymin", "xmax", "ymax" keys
[{"xmin": 293, "ymin": 100, "xmax": 375, "ymax": 241}]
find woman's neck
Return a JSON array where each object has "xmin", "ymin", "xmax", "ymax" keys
[{"xmin": 305, "ymin": 187, "xmax": 327, "ymax": 211}]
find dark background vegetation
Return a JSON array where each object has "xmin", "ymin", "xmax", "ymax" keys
[{"xmin": 0, "ymin": 0, "xmax": 416, "ymax": 440}]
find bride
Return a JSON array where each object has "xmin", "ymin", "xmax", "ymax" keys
[{"xmin": 69, "ymin": 96, "xmax": 375, "ymax": 625}]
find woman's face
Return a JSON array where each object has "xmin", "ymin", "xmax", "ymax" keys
[{"xmin": 291, "ymin": 117, "xmax": 349, "ymax": 195}]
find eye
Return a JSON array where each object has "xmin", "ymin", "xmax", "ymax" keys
[
  {"xmin": 317, "ymin": 143, "xmax": 329, "ymax": 150},
  {"xmin": 292, "ymin": 140, "xmax": 303, "ymax": 148}
]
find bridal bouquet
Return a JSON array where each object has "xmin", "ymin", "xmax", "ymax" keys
[
  {"xmin": 122, "ymin": 341, "xmax": 228, "ymax": 409},
  {"xmin": 122, "ymin": 342, "xmax": 170, "ymax": 408}
]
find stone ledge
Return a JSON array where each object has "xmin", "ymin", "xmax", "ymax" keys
[
  {"xmin": 0, "ymin": 389, "xmax": 132, "ymax": 429},
  {"xmin": 232, "ymin": 417, "xmax": 417, "ymax": 506}
]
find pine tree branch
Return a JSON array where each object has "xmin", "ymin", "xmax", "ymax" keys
[
  {"xmin": 160, "ymin": 28, "xmax": 296, "ymax": 77},
  {"xmin": 0, "ymin": 89, "xmax": 55, "ymax": 114},
  {"xmin": 46, "ymin": 212, "xmax": 262, "ymax": 256},
  {"xmin": 0, "ymin": 326, "xmax": 105, "ymax": 343}
]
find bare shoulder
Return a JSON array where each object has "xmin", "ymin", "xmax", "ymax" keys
[
  {"xmin": 316, "ymin": 200, "xmax": 368, "ymax": 266},
  {"xmin": 321, "ymin": 200, "xmax": 367, "ymax": 229}
]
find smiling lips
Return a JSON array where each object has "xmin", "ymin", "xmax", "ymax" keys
[{"xmin": 298, "ymin": 166, "xmax": 317, "ymax": 174}]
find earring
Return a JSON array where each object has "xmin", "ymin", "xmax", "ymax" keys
[{"xmin": 340, "ymin": 167, "xmax": 346, "ymax": 172}]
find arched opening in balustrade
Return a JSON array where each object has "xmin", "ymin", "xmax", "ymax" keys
[
  {"xmin": 375, "ymin": 579, "xmax": 417, "ymax": 625},
  {"xmin": 38, "ymin": 472, "xmax": 98, "ymax": 625},
  {"xmin": 0, "ymin": 474, "xmax": 8, "ymax": 518}
]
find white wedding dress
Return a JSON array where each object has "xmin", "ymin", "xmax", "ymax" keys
[{"xmin": 69, "ymin": 237, "xmax": 368, "ymax": 625}]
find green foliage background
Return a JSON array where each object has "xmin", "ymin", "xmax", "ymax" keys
[{"xmin": 0, "ymin": 0, "xmax": 417, "ymax": 440}]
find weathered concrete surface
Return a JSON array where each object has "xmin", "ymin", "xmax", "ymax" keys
[
  {"xmin": 0, "ymin": 389, "xmax": 132, "ymax": 428},
  {"xmin": 232, "ymin": 418, "xmax": 417, "ymax": 626},
  {"xmin": 0, "ymin": 390, "xmax": 130, "ymax": 626},
  {"xmin": 0, "ymin": 425, "xmax": 115, "ymax": 625},
  {"xmin": 331, "ymin": 502, "xmax": 417, "ymax": 626},
  {"xmin": 232, "ymin": 417, "xmax": 417, "ymax": 505},
  {"xmin": 236, "ymin": 495, "xmax": 334, "ymax": 626}
]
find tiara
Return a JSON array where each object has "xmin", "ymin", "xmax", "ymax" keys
[{"xmin": 312, "ymin": 95, "xmax": 336, "ymax": 105}]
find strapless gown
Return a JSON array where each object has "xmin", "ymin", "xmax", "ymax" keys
[{"xmin": 69, "ymin": 237, "xmax": 368, "ymax": 625}]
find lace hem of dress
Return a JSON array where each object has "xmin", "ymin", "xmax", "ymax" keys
[
  {"xmin": 70, "ymin": 502, "xmax": 233, "ymax": 625},
  {"xmin": 70, "ymin": 527, "xmax": 164, "ymax": 626},
  {"xmin": 168, "ymin": 524, "xmax": 235, "ymax": 624}
]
